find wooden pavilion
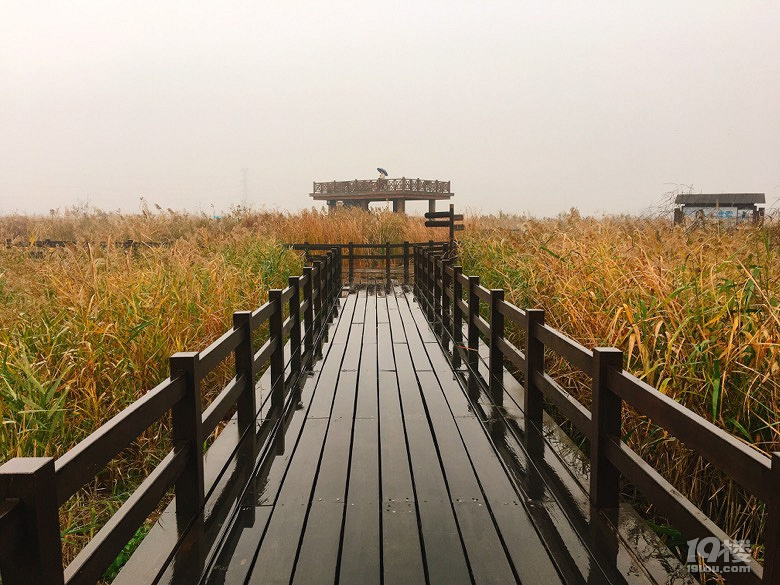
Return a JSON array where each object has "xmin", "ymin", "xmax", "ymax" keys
[{"xmin": 310, "ymin": 177, "xmax": 453, "ymax": 213}]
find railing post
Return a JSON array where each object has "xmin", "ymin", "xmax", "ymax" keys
[
  {"xmin": 348, "ymin": 242, "xmax": 354, "ymax": 284},
  {"xmin": 332, "ymin": 248, "xmax": 341, "ymax": 314},
  {"xmin": 334, "ymin": 246, "xmax": 344, "ymax": 294},
  {"xmin": 330, "ymin": 249, "xmax": 336, "ymax": 306},
  {"xmin": 452, "ymin": 266, "xmax": 463, "ymax": 369},
  {"xmin": 431, "ymin": 252, "xmax": 438, "ymax": 297},
  {"xmin": 489, "ymin": 289, "xmax": 505, "ymax": 406},
  {"xmin": 169, "ymin": 352, "xmax": 205, "ymax": 523},
  {"xmin": 418, "ymin": 248, "xmax": 424, "ymax": 302},
  {"xmin": 268, "ymin": 290, "xmax": 285, "ymax": 414},
  {"xmin": 321, "ymin": 254, "xmax": 329, "ymax": 322},
  {"xmin": 423, "ymin": 251, "xmax": 431, "ymax": 319},
  {"xmin": 0, "ymin": 458, "xmax": 63, "ymax": 585},
  {"xmin": 303, "ymin": 266, "xmax": 314, "ymax": 367},
  {"xmin": 439, "ymin": 258, "xmax": 447, "ymax": 317},
  {"xmin": 441, "ymin": 259, "xmax": 452, "ymax": 354},
  {"xmin": 430, "ymin": 252, "xmax": 436, "ymax": 300},
  {"xmin": 403, "ymin": 241, "xmax": 410, "ymax": 285},
  {"xmin": 420, "ymin": 246, "xmax": 425, "ymax": 299},
  {"xmin": 332, "ymin": 247, "xmax": 342, "ymax": 300},
  {"xmin": 467, "ymin": 275, "xmax": 481, "ymax": 399},
  {"xmin": 590, "ymin": 347, "xmax": 623, "ymax": 509},
  {"xmin": 418, "ymin": 247, "xmax": 425, "ymax": 301},
  {"xmin": 523, "ymin": 309, "xmax": 545, "ymax": 453},
  {"xmin": 313, "ymin": 260, "xmax": 323, "ymax": 358},
  {"xmin": 288, "ymin": 276, "xmax": 302, "ymax": 380},
  {"xmin": 426, "ymin": 252, "xmax": 435, "ymax": 322},
  {"xmin": 420, "ymin": 246, "xmax": 426, "ymax": 300},
  {"xmin": 433, "ymin": 258, "xmax": 441, "ymax": 333},
  {"xmin": 766, "ymin": 452, "xmax": 780, "ymax": 583},
  {"xmin": 385, "ymin": 242, "xmax": 391, "ymax": 287},
  {"xmin": 233, "ymin": 310, "xmax": 256, "ymax": 430},
  {"xmin": 325, "ymin": 252, "xmax": 334, "ymax": 323},
  {"xmin": 449, "ymin": 203, "xmax": 455, "ymax": 244},
  {"xmin": 413, "ymin": 245, "xmax": 418, "ymax": 296}
]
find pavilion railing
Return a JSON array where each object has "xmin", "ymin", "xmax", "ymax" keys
[
  {"xmin": 414, "ymin": 246, "xmax": 779, "ymax": 585},
  {"xmin": 0, "ymin": 249, "xmax": 343, "ymax": 585},
  {"xmin": 312, "ymin": 178, "xmax": 452, "ymax": 196}
]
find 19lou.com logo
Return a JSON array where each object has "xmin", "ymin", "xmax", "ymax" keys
[{"xmin": 686, "ymin": 537, "xmax": 752, "ymax": 574}]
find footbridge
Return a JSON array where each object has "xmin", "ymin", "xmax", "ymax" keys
[{"xmin": 0, "ymin": 243, "xmax": 777, "ymax": 584}]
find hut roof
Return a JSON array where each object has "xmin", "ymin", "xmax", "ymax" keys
[{"xmin": 675, "ymin": 193, "xmax": 765, "ymax": 206}]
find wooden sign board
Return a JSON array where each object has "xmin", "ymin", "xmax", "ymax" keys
[
  {"xmin": 424, "ymin": 211, "xmax": 464, "ymax": 221},
  {"xmin": 424, "ymin": 221, "xmax": 465, "ymax": 230},
  {"xmin": 425, "ymin": 205, "xmax": 464, "ymax": 242}
]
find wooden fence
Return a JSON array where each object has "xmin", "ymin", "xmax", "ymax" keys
[
  {"xmin": 414, "ymin": 246, "xmax": 779, "ymax": 584},
  {"xmin": 290, "ymin": 241, "xmax": 450, "ymax": 284},
  {"xmin": 0, "ymin": 249, "xmax": 343, "ymax": 585}
]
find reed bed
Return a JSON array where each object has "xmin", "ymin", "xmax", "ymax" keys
[
  {"xmin": 0, "ymin": 203, "xmax": 432, "ymax": 244},
  {"xmin": 459, "ymin": 210, "xmax": 779, "ymax": 558},
  {"xmin": 1, "ymin": 205, "xmax": 777, "ymax": 574},
  {"xmin": 0, "ymin": 206, "xmax": 432, "ymax": 570}
]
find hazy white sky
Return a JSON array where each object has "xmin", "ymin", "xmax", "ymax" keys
[{"xmin": 1, "ymin": 1, "xmax": 778, "ymax": 216}]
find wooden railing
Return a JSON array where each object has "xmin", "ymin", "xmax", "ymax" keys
[
  {"xmin": 290, "ymin": 241, "xmax": 451, "ymax": 285},
  {"xmin": 311, "ymin": 178, "xmax": 452, "ymax": 196},
  {"xmin": 414, "ymin": 246, "xmax": 779, "ymax": 584},
  {"xmin": 0, "ymin": 249, "xmax": 343, "ymax": 585}
]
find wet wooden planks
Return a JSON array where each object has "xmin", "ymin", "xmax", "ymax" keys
[
  {"xmin": 397, "ymin": 290, "xmax": 568, "ymax": 585},
  {"xmin": 206, "ymin": 284, "xmax": 575, "ymax": 585},
  {"xmin": 202, "ymin": 292, "xmax": 356, "ymax": 585}
]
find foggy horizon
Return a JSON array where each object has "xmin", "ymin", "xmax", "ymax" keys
[{"xmin": 2, "ymin": 1, "xmax": 778, "ymax": 217}]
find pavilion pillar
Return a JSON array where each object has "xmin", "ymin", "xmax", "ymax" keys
[
  {"xmin": 327, "ymin": 200, "xmax": 336, "ymax": 214},
  {"xmin": 428, "ymin": 199, "xmax": 436, "ymax": 214},
  {"xmin": 393, "ymin": 199, "xmax": 406, "ymax": 214}
]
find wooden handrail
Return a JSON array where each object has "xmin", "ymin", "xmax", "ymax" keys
[
  {"xmin": 54, "ymin": 376, "xmax": 187, "ymax": 506},
  {"xmin": 202, "ymin": 374, "xmax": 246, "ymax": 436},
  {"xmin": 63, "ymin": 445, "xmax": 189, "ymax": 585},
  {"xmin": 415, "ymin": 246, "xmax": 779, "ymax": 583},
  {"xmin": 199, "ymin": 326, "xmax": 245, "ymax": 375},
  {"xmin": 0, "ymin": 250, "xmax": 343, "ymax": 585},
  {"xmin": 534, "ymin": 322, "xmax": 593, "ymax": 374},
  {"xmin": 289, "ymin": 241, "xmax": 449, "ymax": 250},
  {"xmin": 607, "ymin": 369, "xmax": 773, "ymax": 501}
]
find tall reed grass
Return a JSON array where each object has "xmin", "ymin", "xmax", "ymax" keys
[
  {"xmin": 1, "ymin": 205, "xmax": 777, "ymax": 571},
  {"xmin": 460, "ymin": 210, "xmax": 779, "ymax": 554},
  {"xmin": 0, "ymin": 206, "xmax": 433, "ymax": 568}
]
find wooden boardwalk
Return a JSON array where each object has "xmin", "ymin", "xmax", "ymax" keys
[
  {"xmin": 2, "ymin": 245, "xmax": 774, "ymax": 585},
  {"xmin": 197, "ymin": 285, "xmax": 672, "ymax": 585}
]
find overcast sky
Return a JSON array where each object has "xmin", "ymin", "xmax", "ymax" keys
[{"xmin": 1, "ymin": 1, "xmax": 778, "ymax": 216}]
